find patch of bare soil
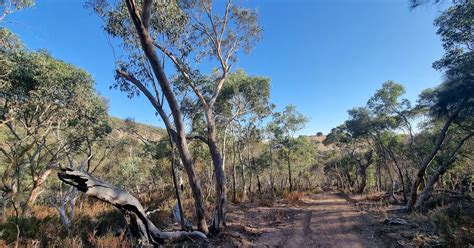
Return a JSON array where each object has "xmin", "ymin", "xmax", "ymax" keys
[{"xmin": 216, "ymin": 192, "xmax": 384, "ymax": 247}]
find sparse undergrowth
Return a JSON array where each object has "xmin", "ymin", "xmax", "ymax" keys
[{"xmin": 351, "ymin": 191, "xmax": 474, "ymax": 247}]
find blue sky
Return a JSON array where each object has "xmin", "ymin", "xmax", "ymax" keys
[{"xmin": 3, "ymin": 0, "xmax": 449, "ymax": 135}]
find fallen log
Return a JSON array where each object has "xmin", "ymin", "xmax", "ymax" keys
[{"xmin": 57, "ymin": 168, "xmax": 206, "ymax": 246}]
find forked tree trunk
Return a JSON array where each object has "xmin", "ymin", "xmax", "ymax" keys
[
  {"xmin": 414, "ymin": 133, "xmax": 472, "ymax": 209},
  {"xmin": 58, "ymin": 168, "xmax": 206, "ymax": 246},
  {"xmin": 124, "ymin": 0, "xmax": 208, "ymax": 233},
  {"xmin": 406, "ymin": 101, "xmax": 465, "ymax": 210}
]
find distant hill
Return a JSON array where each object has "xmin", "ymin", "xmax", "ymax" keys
[
  {"xmin": 108, "ymin": 116, "xmax": 166, "ymax": 142},
  {"xmin": 306, "ymin": 134, "xmax": 334, "ymax": 151}
]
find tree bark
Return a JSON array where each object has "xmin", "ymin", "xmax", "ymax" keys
[
  {"xmin": 257, "ymin": 174, "xmax": 262, "ymax": 194},
  {"xmin": 58, "ymin": 168, "xmax": 206, "ymax": 246},
  {"xmin": 357, "ymin": 165, "xmax": 368, "ymax": 194},
  {"xmin": 124, "ymin": 0, "xmax": 208, "ymax": 233},
  {"xmin": 205, "ymin": 112, "xmax": 227, "ymax": 234},
  {"xmin": 23, "ymin": 168, "xmax": 53, "ymax": 215},
  {"xmin": 169, "ymin": 139, "xmax": 188, "ymax": 231},
  {"xmin": 232, "ymin": 139, "xmax": 237, "ymax": 203},
  {"xmin": 269, "ymin": 143, "xmax": 275, "ymax": 196},
  {"xmin": 237, "ymin": 141, "xmax": 247, "ymax": 201}
]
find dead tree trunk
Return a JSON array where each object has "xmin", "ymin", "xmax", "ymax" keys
[
  {"xmin": 58, "ymin": 168, "xmax": 206, "ymax": 246},
  {"xmin": 50, "ymin": 185, "xmax": 78, "ymax": 228}
]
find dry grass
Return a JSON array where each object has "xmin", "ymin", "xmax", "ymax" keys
[
  {"xmin": 0, "ymin": 200, "xmax": 130, "ymax": 247},
  {"xmin": 88, "ymin": 232, "xmax": 133, "ymax": 248},
  {"xmin": 285, "ymin": 191, "xmax": 305, "ymax": 205},
  {"xmin": 363, "ymin": 192, "xmax": 385, "ymax": 202}
]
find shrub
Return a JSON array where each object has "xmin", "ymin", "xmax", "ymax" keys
[{"xmin": 433, "ymin": 201, "xmax": 474, "ymax": 247}]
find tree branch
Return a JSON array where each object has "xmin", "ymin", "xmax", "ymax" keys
[
  {"xmin": 186, "ymin": 134, "xmax": 209, "ymax": 145},
  {"xmin": 58, "ymin": 168, "xmax": 207, "ymax": 245}
]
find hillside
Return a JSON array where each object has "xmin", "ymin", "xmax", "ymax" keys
[
  {"xmin": 307, "ymin": 134, "xmax": 333, "ymax": 151},
  {"xmin": 108, "ymin": 116, "xmax": 166, "ymax": 142}
]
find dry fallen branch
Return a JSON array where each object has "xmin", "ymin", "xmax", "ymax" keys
[{"xmin": 57, "ymin": 168, "xmax": 206, "ymax": 246}]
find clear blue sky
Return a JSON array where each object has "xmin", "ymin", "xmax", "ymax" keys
[{"xmin": 3, "ymin": 0, "xmax": 449, "ymax": 135}]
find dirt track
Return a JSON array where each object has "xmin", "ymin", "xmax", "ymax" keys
[{"xmin": 227, "ymin": 192, "xmax": 383, "ymax": 247}]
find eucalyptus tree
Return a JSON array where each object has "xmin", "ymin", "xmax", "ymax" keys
[
  {"xmin": 290, "ymin": 136, "xmax": 317, "ymax": 190},
  {"xmin": 265, "ymin": 122, "xmax": 279, "ymax": 194},
  {"xmin": 271, "ymin": 105, "xmax": 308, "ymax": 192},
  {"xmin": 0, "ymin": 0, "xmax": 34, "ymax": 21},
  {"xmin": 406, "ymin": 0, "xmax": 474, "ymax": 210},
  {"xmin": 344, "ymin": 107, "xmax": 378, "ymax": 193},
  {"xmin": 233, "ymin": 120, "xmax": 260, "ymax": 200},
  {"xmin": 324, "ymin": 125, "xmax": 359, "ymax": 190},
  {"xmin": 0, "ymin": 42, "xmax": 109, "ymax": 216},
  {"xmin": 90, "ymin": 0, "xmax": 261, "ymax": 232},
  {"xmin": 214, "ymin": 70, "xmax": 271, "ymax": 173},
  {"xmin": 368, "ymin": 81, "xmax": 419, "ymax": 160},
  {"xmin": 366, "ymin": 81, "xmax": 418, "ymax": 201},
  {"xmin": 414, "ymin": 124, "xmax": 473, "ymax": 208}
]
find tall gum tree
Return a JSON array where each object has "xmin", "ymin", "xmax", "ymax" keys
[
  {"xmin": 270, "ymin": 105, "xmax": 308, "ymax": 192},
  {"xmin": 406, "ymin": 0, "xmax": 474, "ymax": 210},
  {"xmin": 90, "ymin": 0, "xmax": 261, "ymax": 233}
]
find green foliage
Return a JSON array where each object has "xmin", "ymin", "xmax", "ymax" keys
[
  {"xmin": 0, "ymin": 0, "xmax": 34, "ymax": 21},
  {"xmin": 0, "ymin": 27, "xmax": 24, "ymax": 52},
  {"xmin": 216, "ymin": 69, "xmax": 272, "ymax": 124},
  {"xmin": 0, "ymin": 30, "xmax": 112, "ymax": 214},
  {"xmin": 425, "ymin": 1, "xmax": 474, "ymax": 120},
  {"xmin": 0, "ymin": 216, "xmax": 41, "ymax": 242},
  {"xmin": 273, "ymin": 105, "xmax": 308, "ymax": 137},
  {"xmin": 433, "ymin": 200, "xmax": 474, "ymax": 247},
  {"xmin": 90, "ymin": 0, "xmax": 262, "ymax": 101}
]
